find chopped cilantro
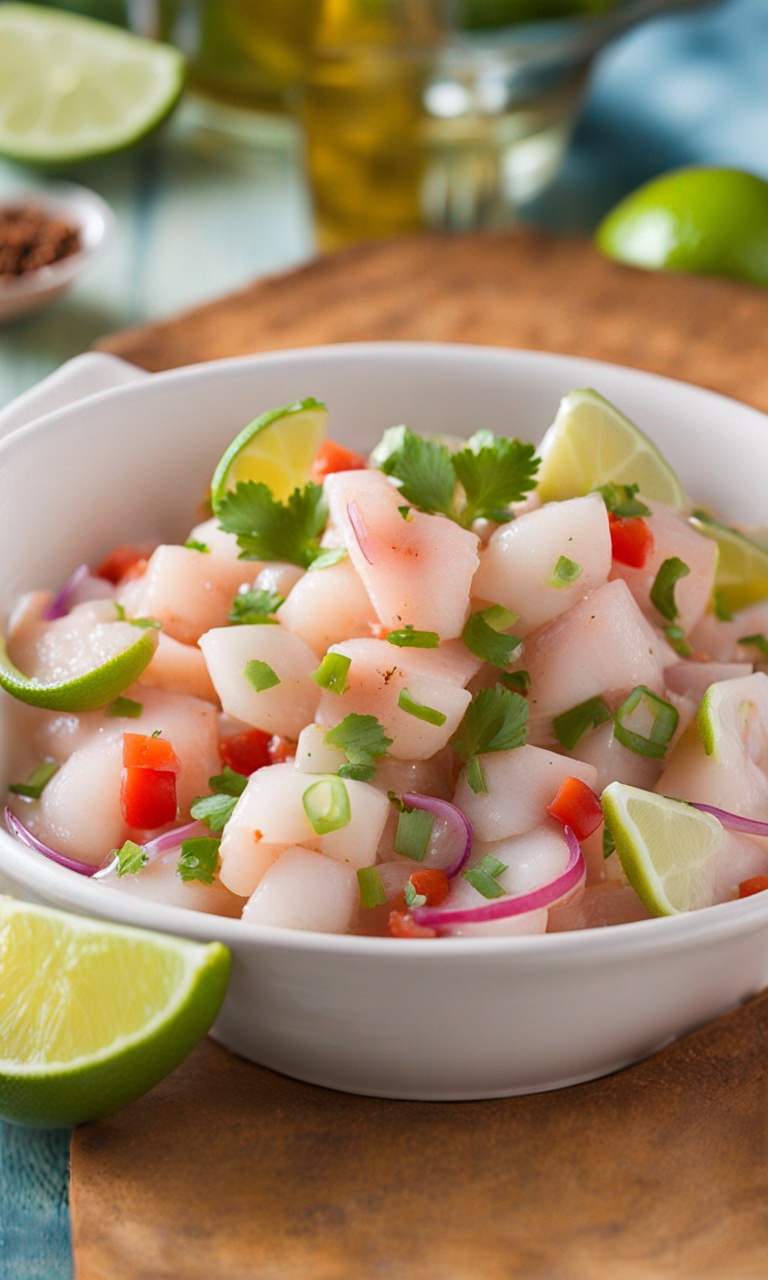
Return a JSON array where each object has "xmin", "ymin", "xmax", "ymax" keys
[
  {"xmin": 244, "ymin": 660, "xmax": 280, "ymax": 692},
  {"xmin": 113, "ymin": 602, "xmax": 127, "ymax": 621},
  {"xmin": 379, "ymin": 427, "xmax": 539, "ymax": 528},
  {"xmin": 713, "ymin": 589, "xmax": 733, "ymax": 622},
  {"xmin": 216, "ymin": 480, "xmax": 329, "ymax": 568},
  {"xmin": 184, "ymin": 539, "xmax": 210, "ymax": 553},
  {"xmin": 114, "ymin": 839, "xmax": 148, "ymax": 877},
  {"xmin": 549, "ymin": 555, "xmax": 583, "ymax": 589},
  {"xmin": 386, "ymin": 626, "xmax": 440, "ymax": 649},
  {"xmin": 307, "ymin": 548, "xmax": 347, "ymax": 572},
  {"xmin": 8, "ymin": 760, "xmax": 59, "ymax": 800},
  {"xmin": 397, "ymin": 505, "xmax": 414, "ymax": 522},
  {"xmin": 500, "ymin": 670, "xmax": 530, "ymax": 694},
  {"xmin": 463, "ymin": 853, "xmax": 508, "ymax": 900},
  {"xmin": 323, "ymin": 714, "xmax": 392, "ymax": 782},
  {"xmin": 178, "ymin": 836, "xmax": 220, "ymax": 884},
  {"xmin": 190, "ymin": 767, "xmax": 248, "ymax": 832},
  {"xmin": 451, "ymin": 684, "xmax": 529, "ymax": 794},
  {"xmin": 462, "ymin": 605, "xmax": 520, "ymax": 667},
  {"xmin": 229, "ymin": 588, "xmax": 284, "ymax": 626},
  {"xmin": 595, "ymin": 482, "xmax": 651, "ymax": 518},
  {"xmin": 552, "ymin": 695, "xmax": 611, "ymax": 751},
  {"xmin": 650, "ymin": 557, "xmax": 690, "ymax": 622},
  {"xmin": 106, "ymin": 696, "xmax": 143, "ymax": 719},
  {"xmin": 397, "ymin": 688, "xmax": 447, "ymax": 726},
  {"xmin": 404, "ymin": 881, "xmax": 427, "ymax": 908}
]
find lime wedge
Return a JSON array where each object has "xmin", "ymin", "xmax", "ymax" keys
[
  {"xmin": 211, "ymin": 399, "xmax": 328, "ymax": 512},
  {"xmin": 0, "ymin": 898, "xmax": 229, "ymax": 1126},
  {"xmin": 0, "ymin": 626, "xmax": 158, "ymax": 712},
  {"xmin": 690, "ymin": 512, "xmax": 768, "ymax": 613},
  {"xmin": 0, "ymin": 5, "xmax": 186, "ymax": 164},
  {"xmin": 536, "ymin": 388, "xmax": 687, "ymax": 508},
  {"xmin": 601, "ymin": 782, "xmax": 721, "ymax": 916}
]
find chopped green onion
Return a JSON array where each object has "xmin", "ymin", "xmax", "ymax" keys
[
  {"xmin": 178, "ymin": 836, "xmax": 220, "ymax": 884},
  {"xmin": 713, "ymin": 589, "xmax": 733, "ymax": 622},
  {"xmin": 150, "ymin": 729, "xmax": 162, "ymax": 739},
  {"xmin": 595, "ymin": 482, "xmax": 650, "ymax": 518},
  {"xmin": 548, "ymin": 555, "xmax": 583, "ymax": 589},
  {"xmin": 184, "ymin": 539, "xmax": 210, "ymax": 553},
  {"xmin": 650, "ymin": 557, "xmax": 690, "ymax": 622},
  {"xmin": 115, "ymin": 839, "xmax": 148, "ymax": 877},
  {"xmin": 664, "ymin": 625, "xmax": 694, "ymax": 658},
  {"xmin": 8, "ymin": 760, "xmax": 59, "ymax": 800},
  {"xmin": 312, "ymin": 653, "xmax": 351, "ymax": 695},
  {"xmin": 106, "ymin": 696, "xmax": 143, "ymax": 719},
  {"xmin": 113, "ymin": 602, "xmax": 127, "ymax": 621},
  {"xmin": 397, "ymin": 688, "xmax": 447, "ymax": 726},
  {"xmin": 738, "ymin": 634, "xmax": 768, "ymax": 658},
  {"xmin": 603, "ymin": 826, "xmax": 616, "ymax": 859},
  {"xmin": 553, "ymin": 695, "xmax": 611, "ymax": 751},
  {"xmin": 613, "ymin": 685, "xmax": 679, "ymax": 760},
  {"xmin": 131, "ymin": 616, "xmax": 162, "ymax": 630},
  {"xmin": 357, "ymin": 866, "xmax": 387, "ymax": 909},
  {"xmin": 500, "ymin": 670, "xmax": 530, "ymax": 694},
  {"xmin": 404, "ymin": 881, "xmax": 427, "ymax": 908},
  {"xmin": 244, "ymin": 659, "xmax": 280, "ymax": 692},
  {"xmin": 463, "ymin": 853, "xmax": 508, "ymax": 900},
  {"xmin": 387, "ymin": 626, "xmax": 440, "ymax": 649},
  {"xmin": 302, "ymin": 777, "xmax": 351, "ymax": 835},
  {"xmin": 397, "ymin": 505, "xmax": 414, "ymax": 522},
  {"xmin": 393, "ymin": 806, "xmax": 435, "ymax": 862},
  {"xmin": 229, "ymin": 588, "xmax": 284, "ymax": 626},
  {"xmin": 462, "ymin": 605, "xmax": 521, "ymax": 667}
]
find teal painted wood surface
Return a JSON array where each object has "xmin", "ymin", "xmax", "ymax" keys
[{"xmin": 0, "ymin": 1125, "xmax": 71, "ymax": 1279}]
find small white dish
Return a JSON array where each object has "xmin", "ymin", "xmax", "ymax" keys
[
  {"xmin": 0, "ymin": 182, "xmax": 114, "ymax": 324},
  {"xmin": 0, "ymin": 343, "xmax": 767, "ymax": 1100}
]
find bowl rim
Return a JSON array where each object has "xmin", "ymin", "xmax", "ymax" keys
[
  {"xmin": 0, "ymin": 180, "xmax": 114, "ymax": 301},
  {"xmin": 2, "ymin": 339, "xmax": 768, "ymax": 959}
]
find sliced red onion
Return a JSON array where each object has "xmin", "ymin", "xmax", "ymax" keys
[
  {"xmin": 688, "ymin": 802, "xmax": 768, "ymax": 838},
  {"xmin": 4, "ymin": 805, "xmax": 99, "ymax": 877},
  {"xmin": 401, "ymin": 791, "xmax": 472, "ymax": 878},
  {"xmin": 94, "ymin": 820, "xmax": 208, "ymax": 879},
  {"xmin": 412, "ymin": 826, "xmax": 584, "ymax": 930},
  {"xmin": 347, "ymin": 501, "xmax": 373, "ymax": 564},
  {"xmin": 43, "ymin": 564, "xmax": 113, "ymax": 620}
]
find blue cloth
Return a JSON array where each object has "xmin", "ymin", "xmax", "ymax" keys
[{"xmin": 1, "ymin": 0, "xmax": 765, "ymax": 1273}]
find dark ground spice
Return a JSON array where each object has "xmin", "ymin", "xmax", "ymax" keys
[{"xmin": 0, "ymin": 206, "xmax": 81, "ymax": 281}]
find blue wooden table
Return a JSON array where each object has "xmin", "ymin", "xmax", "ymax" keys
[{"xmin": 0, "ymin": 1, "xmax": 766, "ymax": 1274}]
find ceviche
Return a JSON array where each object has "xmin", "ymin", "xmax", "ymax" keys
[{"xmin": 4, "ymin": 390, "xmax": 768, "ymax": 940}]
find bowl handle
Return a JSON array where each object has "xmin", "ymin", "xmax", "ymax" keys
[{"xmin": 0, "ymin": 353, "xmax": 149, "ymax": 439}]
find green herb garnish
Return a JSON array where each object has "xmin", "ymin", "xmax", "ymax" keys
[
  {"xmin": 391, "ymin": 797, "xmax": 435, "ymax": 862},
  {"xmin": 184, "ymin": 539, "xmax": 210, "ymax": 553},
  {"xmin": 357, "ymin": 866, "xmax": 387, "ymax": 909},
  {"xmin": 386, "ymin": 626, "xmax": 440, "ymax": 649},
  {"xmin": 738, "ymin": 634, "xmax": 768, "ymax": 658},
  {"xmin": 8, "ymin": 760, "xmax": 59, "ymax": 800},
  {"xmin": 552, "ymin": 695, "xmax": 611, "ymax": 751},
  {"xmin": 106, "ymin": 696, "xmax": 143, "ymax": 719},
  {"xmin": 216, "ymin": 481, "xmax": 329, "ymax": 568},
  {"xmin": 229, "ymin": 588, "xmax": 284, "ymax": 626},
  {"xmin": 244, "ymin": 660, "xmax": 280, "ymax": 692},
  {"xmin": 404, "ymin": 881, "xmax": 427, "ymax": 908},
  {"xmin": 303, "ymin": 777, "xmax": 351, "ymax": 835},
  {"xmin": 312, "ymin": 653, "xmax": 352, "ymax": 695},
  {"xmin": 462, "ymin": 605, "xmax": 520, "ymax": 667},
  {"xmin": 500, "ymin": 670, "xmax": 531, "ymax": 694},
  {"xmin": 451, "ymin": 684, "xmax": 529, "ymax": 794},
  {"xmin": 190, "ymin": 767, "xmax": 248, "ymax": 832},
  {"xmin": 595, "ymin": 482, "xmax": 651, "ymax": 518},
  {"xmin": 613, "ymin": 686, "xmax": 679, "ymax": 760},
  {"xmin": 114, "ymin": 839, "xmax": 148, "ymax": 877},
  {"xmin": 665, "ymin": 625, "xmax": 694, "ymax": 658},
  {"xmin": 463, "ymin": 853, "xmax": 507, "ymax": 900},
  {"xmin": 323, "ymin": 714, "xmax": 392, "ymax": 782},
  {"xmin": 397, "ymin": 688, "xmax": 447, "ymax": 727},
  {"xmin": 178, "ymin": 836, "xmax": 220, "ymax": 884},
  {"xmin": 549, "ymin": 555, "xmax": 583, "ymax": 589},
  {"xmin": 650, "ymin": 557, "xmax": 690, "ymax": 622}
]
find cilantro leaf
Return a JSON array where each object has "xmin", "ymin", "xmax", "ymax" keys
[
  {"xmin": 462, "ymin": 605, "xmax": 520, "ymax": 667},
  {"xmin": 114, "ymin": 840, "xmax": 148, "ymax": 877},
  {"xmin": 451, "ymin": 684, "xmax": 528, "ymax": 793},
  {"xmin": 184, "ymin": 539, "xmax": 210, "ymax": 553},
  {"xmin": 216, "ymin": 481, "xmax": 328, "ymax": 568},
  {"xmin": 452, "ymin": 438, "xmax": 539, "ymax": 525},
  {"xmin": 552, "ymin": 695, "xmax": 611, "ymax": 751},
  {"xmin": 323, "ymin": 714, "xmax": 392, "ymax": 782},
  {"xmin": 106, "ymin": 696, "xmax": 143, "ymax": 719},
  {"xmin": 190, "ymin": 767, "xmax": 248, "ymax": 832},
  {"xmin": 229, "ymin": 588, "xmax": 284, "ymax": 625},
  {"xmin": 178, "ymin": 836, "xmax": 220, "ymax": 884},
  {"xmin": 379, "ymin": 430, "xmax": 457, "ymax": 518}
]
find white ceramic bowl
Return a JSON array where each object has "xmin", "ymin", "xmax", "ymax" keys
[
  {"xmin": 1, "ymin": 343, "xmax": 768, "ymax": 1100},
  {"xmin": 0, "ymin": 182, "xmax": 114, "ymax": 324}
]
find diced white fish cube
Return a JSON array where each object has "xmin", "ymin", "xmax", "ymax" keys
[
  {"xmin": 139, "ymin": 631, "xmax": 218, "ymax": 704},
  {"xmin": 295, "ymin": 723, "xmax": 347, "ymax": 775},
  {"xmin": 186, "ymin": 516, "xmax": 244, "ymax": 562},
  {"xmin": 241, "ymin": 847, "xmax": 358, "ymax": 934},
  {"xmin": 18, "ymin": 732, "xmax": 125, "ymax": 866},
  {"xmin": 199, "ymin": 625, "xmax": 320, "ymax": 739},
  {"xmin": 664, "ymin": 661, "xmax": 753, "ymax": 704},
  {"xmin": 100, "ymin": 847, "xmax": 246, "ymax": 917},
  {"xmin": 279, "ymin": 556, "xmax": 377, "ymax": 655},
  {"xmin": 118, "ymin": 545, "xmax": 251, "ymax": 645},
  {"xmin": 454, "ymin": 745, "xmax": 597, "ymax": 842},
  {"xmin": 254, "ymin": 562, "xmax": 305, "ymax": 598},
  {"xmin": 473, "ymin": 494, "xmax": 611, "ymax": 635}
]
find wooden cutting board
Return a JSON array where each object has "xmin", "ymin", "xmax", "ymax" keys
[{"xmin": 74, "ymin": 231, "xmax": 768, "ymax": 1279}]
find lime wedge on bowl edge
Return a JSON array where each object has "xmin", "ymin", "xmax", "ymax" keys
[
  {"xmin": 0, "ymin": 898, "xmax": 229, "ymax": 1127},
  {"xmin": 536, "ymin": 388, "xmax": 687, "ymax": 508},
  {"xmin": 0, "ymin": 627, "xmax": 157, "ymax": 711},
  {"xmin": 690, "ymin": 512, "xmax": 768, "ymax": 613},
  {"xmin": 0, "ymin": 4, "xmax": 186, "ymax": 164},
  {"xmin": 601, "ymin": 782, "xmax": 722, "ymax": 917},
  {"xmin": 211, "ymin": 398, "xmax": 327, "ymax": 511}
]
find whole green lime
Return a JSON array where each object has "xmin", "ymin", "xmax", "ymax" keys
[{"xmin": 596, "ymin": 167, "xmax": 768, "ymax": 288}]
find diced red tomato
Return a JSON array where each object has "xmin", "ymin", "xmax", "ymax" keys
[
  {"xmin": 122, "ymin": 733, "xmax": 181, "ymax": 773},
  {"xmin": 219, "ymin": 729, "xmax": 272, "ymax": 776},
  {"xmin": 388, "ymin": 910, "xmax": 437, "ymax": 939},
  {"xmin": 268, "ymin": 735, "xmax": 297, "ymax": 765},
  {"xmin": 121, "ymin": 767, "xmax": 177, "ymax": 829},
  {"xmin": 738, "ymin": 876, "xmax": 768, "ymax": 898},
  {"xmin": 608, "ymin": 513, "xmax": 654, "ymax": 569},
  {"xmin": 311, "ymin": 439, "xmax": 367, "ymax": 482},
  {"xmin": 547, "ymin": 776, "xmax": 604, "ymax": 841},
  {"xmin": 96, "ymin": 544, "xmax": 150, "ymax": 584},
  {"xmin": 409, "ymin": 868, "xmax": 450, "ymax": 907}
]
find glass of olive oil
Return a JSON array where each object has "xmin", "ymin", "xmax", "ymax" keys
[{"xmin": 153, "ymin": 1, "xmax": 703, "ymax": 248}]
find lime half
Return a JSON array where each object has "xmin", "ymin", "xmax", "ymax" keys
[
  {"xmin": 690, "ymin": 512, "xmax": 768, "ymax": 613},
  {"xmin": 0, "ymin": 898, "xmax": 230, "ymax": 1127},
  {"xmin": 601, "ymin": 782, "xmax": 721, "ymax": 916},
  {"xmin": 211, "ymin": 398, "xmax": 327, "ymax": 510},
  {"xmin": 0, "ymin": 626, "xmax": 158, "ymax": 712},
  {"xmin": 0, "ymin": 5, "xmax": 186, "ymax": 164},
  {"xmin": 536, "ymin": 389, "xmax": 687, "ymax": 508}
]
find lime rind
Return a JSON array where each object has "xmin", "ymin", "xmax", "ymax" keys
[
  {"xmin": 211, "ymin": 398, "xmax": 328, "ymax": 511},
  {"xmin": 0, "ymin": 4, "xmax": 186, "ymax": 165},
  {"xmin": 536, "ymin": 388, "xmax": 687, "ymax": 509},
  {"xmin": 0, "ymin": 899, "xmax": 230, "ymax": 1127},
  {"xmin": 601, "ymin": 782, "xmax": 721, "ymax": 917},
  {"xmin": 690, "ymin": 514, "xmax": 768, "ymax": 613},
  {"xmin": 0, "ymin": 627, "xmax": 158, "ymax": 712}
]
